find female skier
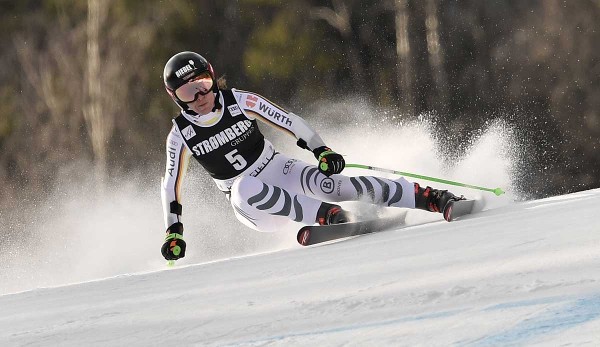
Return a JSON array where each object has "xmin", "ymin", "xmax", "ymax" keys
[{"xmin": 160, "ymin": 51, "xmax": 462, "ymax": 260}]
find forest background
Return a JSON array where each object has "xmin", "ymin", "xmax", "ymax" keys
[{"xmin": 1, "ymin": 0, "xmax": 599, "ymax": 216}]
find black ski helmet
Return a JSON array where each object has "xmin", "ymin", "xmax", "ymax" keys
[{"xmin": 163, "ymin": 51, "xmax": 219, "ymax": 112}]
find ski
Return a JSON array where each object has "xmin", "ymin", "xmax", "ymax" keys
[
  {"xmin": 297, "ymin": 214, "xmax": 406, "ymax": 246},
  {"xmin": 297, "ymin": 200, "xmax": 479, "ymax": 246},
  {"xmin": 443, "ymin": 199, "xmax": 476, "ymax": 222}
]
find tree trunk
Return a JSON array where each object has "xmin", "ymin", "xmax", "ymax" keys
[
  {"xmin": 85, "ymin": 0, "xmax": 111, "ymax": 187},
  {"xmin": 424, "ymin": 0, "xmax": 448, "ymax": 111},
  {"xmin": 394, "ymin": 0, "xmax": 415, "ymax": 116}
]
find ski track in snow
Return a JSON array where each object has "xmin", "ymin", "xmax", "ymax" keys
[
  {"xmin": 2, "ymin": 189, "xmax": 600, "ymax": 346},
  {"xmin": 469, "ymin": 295, "xmax": 600, "ymax": 346},
  {"xmin": 226, "ymin": 295, "xmax": 600, "ymax": 346}
]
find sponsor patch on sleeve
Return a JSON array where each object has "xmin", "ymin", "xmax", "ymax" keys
[{"xmin": 245, "ymin": 95, "xmax": 259, "ymax": 108}]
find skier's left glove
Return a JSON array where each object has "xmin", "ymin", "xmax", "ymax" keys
[
  {"xmin": 161, "ymin": 222, "xmax": 186, "ymax": 261},
  {"xmin": 313, "ymin": 146, "xmax": 345, "ymax": 176}
]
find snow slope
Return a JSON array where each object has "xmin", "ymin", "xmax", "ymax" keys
[{"xmin": 1, "ymin": 188, "xmax": 599, "ymax": 346}]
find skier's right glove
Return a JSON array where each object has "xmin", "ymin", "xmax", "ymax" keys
[
  {"xmin": 313, "ymin": 146, "xmax": 345, "ymax": 176},
  {"xmin": 161, "ymin": 222, "xmax": 186, "ymax": 261}
]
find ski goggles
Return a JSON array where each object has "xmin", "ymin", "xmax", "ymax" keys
[{"xmin": 174, "ymin": 72, "xmax": 214, "ymax": 103}]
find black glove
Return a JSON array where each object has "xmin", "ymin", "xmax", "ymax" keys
[
  {"xmin": 313, "ymin": 146, "xmax": 345, "ymax": 176},
  {"xmin": 161, "ymin": 222, "xmax": 186, "ymax": 261}
]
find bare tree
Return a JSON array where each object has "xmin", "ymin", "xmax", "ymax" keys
[
  {"xmin": 14, "ymin": 25, "xmax": 87, "ymax": 195},
  {"xmin": 11, "ymin": 0, "xmax": 156, "ymax": 201},
  {"xmin": 311, "ymin": 0, "xmax": 365, "ymax": 89}
]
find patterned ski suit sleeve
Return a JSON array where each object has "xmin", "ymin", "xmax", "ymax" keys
[
  {"xmin": 232, "ymin": 88, "xmax": 327, "ymax": 151},
  {"xmin": 161, "ymin": 125, "xmax": 191, "ymax": 229}
]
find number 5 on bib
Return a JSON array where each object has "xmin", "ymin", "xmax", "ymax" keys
[{"xmin": 225, "ymin": 149, "xmax": 247, "ymax": 170}]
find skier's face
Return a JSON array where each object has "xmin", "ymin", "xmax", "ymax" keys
[
  {"xmin": 175, "ymin": 72, "xmax": 216, "ymax": 115},
  {"xmin": 187, "ymin": 90, "xmax": 215, "ymax": 115}
]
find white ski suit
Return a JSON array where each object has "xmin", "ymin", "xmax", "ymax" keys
[{"xmin": 161, "ymin": 89, "xmax": 415, "ymax": 232}]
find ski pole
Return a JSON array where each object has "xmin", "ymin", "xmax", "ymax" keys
[{"xmin": 346, "ymin": 163, "xmax": 505, "ymax": 196}]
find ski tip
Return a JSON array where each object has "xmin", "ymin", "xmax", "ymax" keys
[
  {"xmin": 166, "ymin": 260, "xmax": 176, "ymax": 267},
  {"xmin": 297, "ymin": 227, "xmax": 311, "ymax": 246}
]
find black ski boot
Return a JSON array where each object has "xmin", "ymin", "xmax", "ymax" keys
[
  {"xmin": 316, "ymin": 202, "xmax": 352, "ymax": 225},
  {"xmin": 414, "ymin": 183, "xmax": 463, "ymax": 215}
]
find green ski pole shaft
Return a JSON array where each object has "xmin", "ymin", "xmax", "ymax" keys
[{"xmin": 346, "ymin": 163, "xmax": 505, "ymax": 196}]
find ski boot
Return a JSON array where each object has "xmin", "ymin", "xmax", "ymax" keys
[
  {"xmin": 316, "ymin": 202, "xmax": 352, "ymax": 225},
  {"xmin": 414, "ymin": 183, "xmax": 464, "ymax": 219}
]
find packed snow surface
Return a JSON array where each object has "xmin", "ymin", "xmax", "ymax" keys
[{"xmin": 1, "ymin": 188, "xmax": 600, "ymax": 346}]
